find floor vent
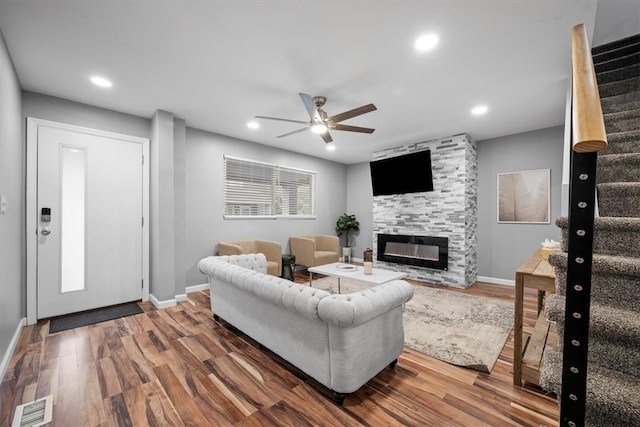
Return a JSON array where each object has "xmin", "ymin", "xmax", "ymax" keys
[{"xmin": 12, "ymin": 395, "xmax": 53, "ymax": 427}]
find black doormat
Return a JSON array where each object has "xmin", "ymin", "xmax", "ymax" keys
[{"xmin": 49, "ymin": 302, "xmax": 143, "ymax": 333}]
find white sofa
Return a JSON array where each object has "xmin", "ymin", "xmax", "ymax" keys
[{"xmin": 198, "ymin": 253, "xmax": 414, "ymax": 404}]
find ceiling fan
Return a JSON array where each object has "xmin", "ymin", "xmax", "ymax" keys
[{"xmin": 255, "ymin": 93, "xmax": 377, "ymax": 143}]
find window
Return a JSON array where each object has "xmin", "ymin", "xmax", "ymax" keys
[{"xmin": 224, "ymin": 156, "xmax": 316, "ymax": 219}]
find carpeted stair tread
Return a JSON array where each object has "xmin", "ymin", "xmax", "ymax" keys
[
  {"xmin": 540, "ymin": 351, "xmax": 640, "ymax": 427},
  {"xmin": 555, "ymin": 215, "xmax": 640, "ymax": 231},
  {"xmin": 592, "ymin": 33, "xmax": 640, "ymax": 56},
  {"xmin": 597, "ymin": 153, "xmax": 640, "ymax": 183},
  {"xmin": 600, "ymin": 90, "xmax": 640, "ymax": 114},
  {"xmin": 548, "ymin": 249, "xmax": 640, "ymax": 278},
  {"xmin": 545, "ymin": 295, "xmax": 640, "ymax": 379},
  {"xmin": 594, "ymin": 51, "xmax": 640, "ymax": 74},
  {"xmin": 597, "ymin": 182, "xmax": 640, "ymax": 217},
  {"xmin": 604, "ymin": 108, "xmax": 640, "ymax": 133},
  {"xmin": 549, "ymin": 251, "xmax": 640, "ymax": 312},
  {"xmin": 602, "ymin": 129, "xmax": 640, "ymax": 155},
  {"xmin": 598, "ymin": 76, "xmax": 640, "ymax": 98},
  {"xmin": 585, "ymin": 339, "xmax": 640, "ymax": 380},
  {"xmin": 593, "ymin": 41, "xmax": 640, "ymax": 65},
  {"xmin": 545, "ymin": 295, "xmax": 640, "ymax": 343},
  {"xmin": 596, "ymin": 63, "xmax": 640, "ymax": 85},
  {"xmin": 554, "ymin": 216, "xmax": 640, "ymax": 257}
]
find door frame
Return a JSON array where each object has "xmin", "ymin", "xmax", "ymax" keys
[{"xmin": 26, "ymin": 117, "xmax": 150, "ymax": 325}]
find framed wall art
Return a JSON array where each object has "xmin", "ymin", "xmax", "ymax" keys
[{"xmin": 497, "ymin": 169, "xmax": 550, "ymax": 223}]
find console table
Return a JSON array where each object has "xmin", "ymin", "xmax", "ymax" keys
[{"xmin": 513, "ymin": 249, "xmax": 557, "ymax": 386}]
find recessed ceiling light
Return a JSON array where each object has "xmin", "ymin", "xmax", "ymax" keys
[
  {"xmin": 326, "ymin": 144, "xmax": 336, "ymax": 151},
  {"xmin": 247, "ymin": 121, "xmax": 260, "ymax": 129},
  {"xmin": 415, "ymin": 33, "xmax": 439, "ymax": 52},
  {"xmin": 471, "ymin": 105, "xmax": 488, "ymax": 115},
  {"xmin": 90, "ymin": 76, "xmax": 112, "ymax": 88}
]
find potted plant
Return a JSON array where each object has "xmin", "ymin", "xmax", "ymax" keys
[{"xmin": 335, "ymin": 213, "xmax": 360, "ymax": 261}]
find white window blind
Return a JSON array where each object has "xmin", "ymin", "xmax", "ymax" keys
[{"xmin": 224, "ymin": 156, "xmax": 316, "ymax": 219}]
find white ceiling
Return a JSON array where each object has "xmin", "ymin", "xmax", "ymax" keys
[{"xmin": 0, "ymin": 0, "xmax": 602, "ymax": 164}]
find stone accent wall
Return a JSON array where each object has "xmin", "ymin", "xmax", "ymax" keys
[{"xmin": 372, "ymin": 133, "xmax": 478, "ymax": 288}]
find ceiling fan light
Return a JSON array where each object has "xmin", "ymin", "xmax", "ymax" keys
[
  {"xmin": 90, "ymin": 75, "xmax": 112, "ymax": 88},
  {"xmin": 471, "ymin": 105, "xmax": 488, "ymax": 115},
  {"xmin": 415, "ymin": 33, "xmax": 439, "ymax": 52},
  {"xmin": 311, "ymin": 123, "xmax": 328, "ymax": 134}
]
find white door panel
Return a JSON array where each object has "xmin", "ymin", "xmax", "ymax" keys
[{"xmin": 37, "ymin": 125, "xmax": 143, "ymax": 318}]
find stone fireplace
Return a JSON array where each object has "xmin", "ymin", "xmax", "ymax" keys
[{"xmin": 372, "ymin": 133, "xmax": 477, "ymax": 288}]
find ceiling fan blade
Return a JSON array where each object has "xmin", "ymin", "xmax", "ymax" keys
[
  {"xmin": 327, "ymin": 103, "xmax": 377, "ymax": 123},
  {"xmin": 255, "ymin": 115, "xmax": 309, "ymax": 125},
  {"xmin": 320, "ymin": 131, "xmax": 333, "ymax": 144},
  {"xmin": 276, "ymin": 127, "xmax": 309, "ymax": 138},
  {"xmin": 331, "ymin": 124, "xmax": 375, "ymax": 134},
  {"xmin": 299, "ymin": 93, "xmax": 321, "ymax": 121}
]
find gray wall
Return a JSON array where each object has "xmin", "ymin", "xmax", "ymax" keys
[
  {"xmin": 593, "ymin": 0, "xmax": 640, "ymax": 47},
  {"xmin": 23, "ymin": 92, "xmax": 150, "ymax": 139},
  {"xmin": 345, "ymin": 162, "xmax": 374, "ymax": 260},
  {"xmin": 477, "ymin": 126, "xmax": 564, "ymax": 282},
  {"xmin": 19, "ymin": 91, "xmax": 568, "ymax": 288},
  {"xmin": 0, "ymin": 29, "xmax": 24, "ymax": 368},
  {"xmin": 21, "ymin": 92, "xmax": 350, "ymax": 290},
  {"xmin": 150, "ymin": 110, "xmax": 176, "ymax": 301},
  {"xmin": 184, "ymin": 127, "xmax": 348, "ymax": 286}
]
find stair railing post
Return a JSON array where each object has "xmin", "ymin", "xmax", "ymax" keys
[{"xmin": 560, "ymin": 147, "xmax": 597, "ymax": 427}]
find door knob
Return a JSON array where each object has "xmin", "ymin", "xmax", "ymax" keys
[{"xmin": 41, "ymin": 228, "xmax": 51, "ymax": 236}]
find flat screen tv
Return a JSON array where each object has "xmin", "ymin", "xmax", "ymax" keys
[{"xmin": 369, "ymin": 150, "xmax": 434, "ymax": 196}]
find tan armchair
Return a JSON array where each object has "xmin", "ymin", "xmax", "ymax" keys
[
  {"xmin": 217, "ymin": 240, "xmax": 282, "ymax": 276},
  {"xmin": 289, "ymin": 235, "xmax": 340, "ymax": 269}
]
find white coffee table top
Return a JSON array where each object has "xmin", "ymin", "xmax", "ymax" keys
[{"xmin": 308, "ymin": 262, "xmax": 407, "ymax": 286}]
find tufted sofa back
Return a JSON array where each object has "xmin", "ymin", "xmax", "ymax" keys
[
  {"xmin": 199, "ymin": 254, "xmax": 414, "ymax": 327},
  {"xmin": 200, "ymin": 254, "xmax": 331, "ymax": 321},
  {"xmin": 214, "ymin": 253, "xmax": 267, "ymax": 273}
]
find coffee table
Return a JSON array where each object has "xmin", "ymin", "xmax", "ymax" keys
[{"xmin": 307, "ymin": 262, "xmax": 407, "ymax": 293}]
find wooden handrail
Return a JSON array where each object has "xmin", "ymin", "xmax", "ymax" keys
[{"xmin": 572, "ymin": 23, "xmax": 608, "ymax": 153}]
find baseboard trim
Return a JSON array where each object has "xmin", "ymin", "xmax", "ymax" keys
[
  {"xmin": 175, "ymin": 293, "xmax": 188, "ymax": 302},
  {"xmin": 186, "ymin": 283, "xmax": 209, "ymax": 293},
  {"xmin": 149, "ymin": 294, "xmax": 177, "ymax": 309},
  {"xmin": 477, "ymin": 276, "xmax": 515, "ymax": 286},
  {"xmin": 0, "ymin": 317, "xmax": 26, "ymax": 381}
]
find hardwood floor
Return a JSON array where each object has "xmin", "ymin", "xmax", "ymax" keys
[{"xmin": 1, "ymin": 273, "xmax": 559, "ymax": 426}]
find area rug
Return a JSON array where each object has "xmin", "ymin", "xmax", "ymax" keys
[
  {"xmin": 309, "ymin": 277, "xmax": 513, "ymax": 373},
  {"xmin": 49, "ymin": 302, "xmax": 143, "ymax": 333}
]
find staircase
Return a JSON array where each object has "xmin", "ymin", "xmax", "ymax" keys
[{"xmin": 539, "ymin": 33, "xmax": 640, "ymax": 426}]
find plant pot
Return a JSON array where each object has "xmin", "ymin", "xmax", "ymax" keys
[{"xmin": 342, "ymin": 247, "xmax": 352, "ymax": 263}]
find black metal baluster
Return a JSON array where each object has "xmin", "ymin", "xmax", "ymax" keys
[{"xmin": 560, "ymin": 148, "xmax": 597, "ymax": 427}]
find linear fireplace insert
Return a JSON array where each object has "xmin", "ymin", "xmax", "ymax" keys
[{"xmin": 377, "ymin": 234, "xmax": 448, "ymax": 270}]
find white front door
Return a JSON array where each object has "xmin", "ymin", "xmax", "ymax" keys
[{"xmin": 35, "ymin": 123, "xmax": 145, "ymax": 319}]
